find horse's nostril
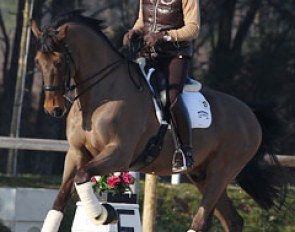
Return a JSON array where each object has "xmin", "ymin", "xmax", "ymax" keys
[
  {"xmin": 44, "ymin": 107, "xmax": 49, "ymax": 115},
  {"xmin": 53, "ymin": 107, "xmax": 64, "ymax": 118}
]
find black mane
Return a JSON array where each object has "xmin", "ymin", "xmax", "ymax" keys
[{"xmin": 37, "ymin": 10, "xmax": 105, "ymax": 53}]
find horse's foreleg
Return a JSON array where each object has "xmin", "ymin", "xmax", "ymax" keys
[
  {"xmin": 214, "ymin": 191, "xmax": 244, "ymax": 232},
  {"xmin": 41, "ymin": 149, "xmax": 80, "ymax": 232},
  {"xmin": 74, "ymin": 144, "xmax": 129, "ymax": 225}
]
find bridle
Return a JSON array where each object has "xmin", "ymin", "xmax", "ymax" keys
[
  {"xmin": 42, "ymin": 41, "xmax": 144, "ymax": 103},
  {"xmin": 41, "ymin": 42, "xmax": 123, "ymax": 101},
  {"xmin": 42, "ymin": 43, "xmax": 74, "ymax": 93}
]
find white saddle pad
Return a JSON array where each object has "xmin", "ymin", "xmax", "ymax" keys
[
  {"xmin": 155, "ymin": 91, "xmax": 212, "ymax": 129},
  {"xmin": 182, "ymin": 91, "xmax": 212, "ymax": 128}
]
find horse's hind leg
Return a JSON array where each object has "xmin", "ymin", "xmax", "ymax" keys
[
  {"xmin": 214, "ymin": 191, "xmax": 244, "ymax": 232},
  {"xmin": 187, "ymin": 166, "xmax": 235, "ymax": 232},
  {"xmin": 190, "ymin": 190, "xmax": 244, "ymax": 232},
  {"xmin": 187, "ymin": 174, "xmax": 214, "ymax": 231}
]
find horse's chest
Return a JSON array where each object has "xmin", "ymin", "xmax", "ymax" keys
[{"xmin": 82, "ymin": 134, "xmax": 100, "ymax": 156}]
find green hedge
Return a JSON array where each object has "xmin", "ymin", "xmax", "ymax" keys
[
  {"xmin": 149, "ymin": 183, "xmax": 295, "ymax": 232},
  {"xmin": 0, "ymin": 175, "xmax": 294, "ymax": 232}
]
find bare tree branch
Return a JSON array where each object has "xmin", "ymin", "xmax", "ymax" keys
[
  {"xmin": 232, "ymin": 0, "xmax": 262, "ymax": 53},
  {"xmin": 215, "ymin": 0, "xmax": 237, "ymax": 52},
  {"xmin": 266, "ymin": 0, "xmax": 295, "ymax": 25}
]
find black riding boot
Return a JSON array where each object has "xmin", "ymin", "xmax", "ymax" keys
[{"xmin": 170, "ymin": 96, "xmax": 194, "ymax": 173}]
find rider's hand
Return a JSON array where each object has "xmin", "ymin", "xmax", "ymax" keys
[
  {"xmin": 123, "ymin": 29, "xmax": 142, "ymax": 46},
  {"xmin": 144, "ymin": 31, "xmax": 165, "ymax": 47}
]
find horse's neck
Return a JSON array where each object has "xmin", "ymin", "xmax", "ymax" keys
[{"xmin": 69, "ymin": 30, "xmax": 125, "ymax": 109}]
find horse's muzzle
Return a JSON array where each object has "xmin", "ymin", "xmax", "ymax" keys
[{"xmin": 46, "ymin": 107, "xmax": 66, "ymax": 118}]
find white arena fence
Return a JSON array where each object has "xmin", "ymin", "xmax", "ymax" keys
[{"xmin": 0, "ymin": 136, "xmax": 294, "ymax": 167}]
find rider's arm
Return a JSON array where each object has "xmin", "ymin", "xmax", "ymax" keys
[
  {"xmin": 132, "ymin": 0, "xmax": 144, "ymax": 31},
  {"xmin": 166, "ymin": 0, "xmax": 200, "ymax": 42}
]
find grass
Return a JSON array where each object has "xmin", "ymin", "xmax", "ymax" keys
[{"xmin": 0, "ymin": 175, "xmax": 294, "ymax": 232}]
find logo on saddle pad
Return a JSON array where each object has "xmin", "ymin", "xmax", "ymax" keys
[
  {"xmin": 155, "ymin": 91, "xmax": 212, "ymax": 129},
  {"xmin": 182, "ymin": 92, "xmax": 212, "ymax": 128}
]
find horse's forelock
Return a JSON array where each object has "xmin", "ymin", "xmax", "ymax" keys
[
  {"xmin": 37, "ymin": 26, "xmax": 61, "ymax": 53},
  {"xmin": 36, "ymin": 10, "xmax": 105, "ymax": 53}
]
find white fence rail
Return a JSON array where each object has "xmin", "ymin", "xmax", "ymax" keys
[
  {"xmin": 0, "ymin": 136, "xmax": 295, "ymax": 167},
  {"xmin": 0, "ymin": 136, "xmax": 69, "ymax": 152}
]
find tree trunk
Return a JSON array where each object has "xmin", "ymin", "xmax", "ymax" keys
[
  {"xmin": 0, "ymin": 10, "xmax": 10, "ymax": 92},
  {"xmin": 0, "ymin": 10, "xmax": 10, "ymax": 172},
  {"xmin": 208, "ymin": 0, "xmax": 262, "ymax": 93},
  {"xmin": 0, "ymin": 0, "xmax": 25, "ymax": 136},
  {"xmin": 18, "ymin": 0, "xmax": 47, "ymax": 173},
  {"xmin": 0, "ymin": 0, "xmax": 25, "ymax": 173}
]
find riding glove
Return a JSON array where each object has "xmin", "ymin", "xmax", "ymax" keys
[
  {"xmin": 144, "ymin": 31, "xmax": 165, "ymax": 47},
  {"xmin": 123, "ymin": 29, "xmax": 143, "ymax": 46}
]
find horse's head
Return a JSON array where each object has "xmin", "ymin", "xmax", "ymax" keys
[{"xmin": 32, "ymin": 20, "xmax": 71, "ymax": 118}]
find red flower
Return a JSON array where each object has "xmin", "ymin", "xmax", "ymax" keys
[
  {"xmin": 91, "ymin": 176, "xmax": 98, "ymax": 183},
  {"xmin": 107, "ymin": 176, "xmax": 121, "ymax": 188},
  {"xmin": 121, "ymin": 172, "xmax": 134, "ymax": 185}
]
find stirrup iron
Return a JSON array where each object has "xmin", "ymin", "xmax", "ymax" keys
[{"xmin": 172, "ymin": 148, "xmax": 189, "ymax": 173}]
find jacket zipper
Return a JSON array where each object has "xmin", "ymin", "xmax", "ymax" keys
[{"xmin": 152, "ymin": 0, "xmax": 160, "ymax": 32}]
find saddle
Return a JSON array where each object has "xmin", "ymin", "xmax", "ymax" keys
[{"xmin": 137, "ymin": 57, "xmax": 202, "ymax": 122}]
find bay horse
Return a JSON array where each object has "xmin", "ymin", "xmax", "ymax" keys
[{"xmin": 31, "ymin": 11, "xmax": 286, "ymax": 232}]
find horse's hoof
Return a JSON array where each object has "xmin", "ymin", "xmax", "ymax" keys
[{"xmin": 102, "ymin": 203, "xmax": 118, "ymax": 225}]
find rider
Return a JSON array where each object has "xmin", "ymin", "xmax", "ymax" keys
[{"xmin": 123, "ymin": 0, "xmax": 201, "ymax": 172}]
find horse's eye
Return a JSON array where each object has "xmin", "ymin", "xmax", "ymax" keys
[{"xmin": 54, "ymin": 58, "xmax": 62, "ymax": 66}]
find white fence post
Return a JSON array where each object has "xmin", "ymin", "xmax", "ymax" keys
[{"xmin": 171, "ymin": 174, "xmax": 181, "ymax": 185}]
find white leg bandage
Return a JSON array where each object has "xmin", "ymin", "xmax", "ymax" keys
[
  {"xmin": 187, "ymin": 230, "xmax": 196, "ymax": 232},
  {"xmin": 75, "ymin": 182, "xmax": 108, "ymax": 225},
  {"xmin": 41, "ymin": 210, "xmax": 63, "ymax": 232}
]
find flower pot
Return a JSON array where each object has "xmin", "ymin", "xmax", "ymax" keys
[{"xmin": 96, "ymin": 192, "xmax": 137, "ymax": 204}]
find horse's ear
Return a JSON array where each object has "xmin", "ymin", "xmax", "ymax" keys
[
  {"xmin": 56, "ymin": 25, "xmax": 68, "ymax": 41},
  {"xmin": 31, "ymin": 20, "xmax": 42, "ymax": 39}
]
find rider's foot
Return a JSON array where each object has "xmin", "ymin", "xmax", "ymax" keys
[{"xmin": 172, "ymin": 147, "xmax": 194, "ymax": 173}]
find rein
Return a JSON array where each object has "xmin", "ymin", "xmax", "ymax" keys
[
  {"xmin": 68, "ymin": 59, "xmax": 125, "ymax": 102},
  {"xmin": 44, "ymin": 41, "xmax": 144, "ymax": 103}
]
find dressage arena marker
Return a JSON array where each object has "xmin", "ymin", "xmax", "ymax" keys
[{"xmin": 72, "ymin": 202, "xmax": 142, "ymax": 232}]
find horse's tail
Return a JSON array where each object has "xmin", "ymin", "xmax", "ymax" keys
[
  {"xmin": 235, "ymin": 106, "xmax": 289, "ymax": 210},
  {"xmin": 235, "ymin": 149, "xmax": 287, "ymax": 210}
]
